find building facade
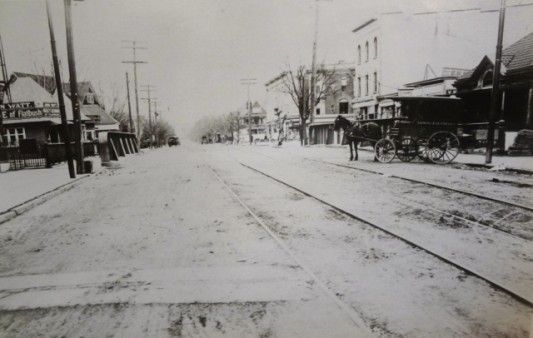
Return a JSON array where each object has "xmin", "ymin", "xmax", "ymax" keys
[{"xmin": 351, "ymin": 12, "xmax": 499, "ymax": 123}]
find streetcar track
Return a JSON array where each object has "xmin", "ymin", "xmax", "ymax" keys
[
  {"xmin": 237, "ymin": 161, "xmax": 533, "ymax": 308},
  {"xmin": 242, "ymin": 148, "xmax": 531, "ymax": 240},
  {"xmin": 207, "ymin": 165, "xmax": 374, "ymax": 334},
  {"xmin": 308, "ymin": 158, "xmax": 533, "ymax": 213}
]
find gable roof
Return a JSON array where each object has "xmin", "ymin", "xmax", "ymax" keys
[
  {"xmin": 3, "ymin": 76, "xmax": 91, "ymax": 121},
  {"xmin": 13, "ymin": 72, "xmax": 101, "ymax": 105},
  {"xmin": 80, "ymin": 104, "xmax": 118, "ymax": 125},
  {"xmin": 502, "ymin": 31, "xmax": 533, "ymax": 75},
  {"xmin": 454, "ymin": 55, "xmax": 494, "ymax": 89},
  {"xmin": 13, "ymin": 72, "xmax": 56, "ymax": 94}
]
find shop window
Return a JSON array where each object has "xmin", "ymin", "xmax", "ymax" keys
[{"xmin": 1, "ymin": 127, "xmax": 26, "ymax": 146}]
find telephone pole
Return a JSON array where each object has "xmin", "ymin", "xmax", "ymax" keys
[
  {"xmin": 309, "ymin": 0, "xmax": 319, "ymax": 126},
  {"xmin": 240, "ymin": 78, "xmax": 256, "ymax": 144},
  {"xmin": 46, "ymin": 0, "xmax": 75, "ymax": 178},
  {"xmin": 0, "ymin": 33, "xmax": 12, "ymax": 104},
  {"xmin": 485, "ymin": 0, "xmax": 506, "ymax": 164},
  {"xmin": 122, "ymin": 40, "xmax": 147, "ymax": 139},
  {"xmin": 140, "ymin": 85, "xmax": 155, "ymax": 147},
  {"xmin": 64, "ymin": 0, "xmax": 84, "ymax": 174},
  {"xmin": 125, "ymin": 72, "xmax": 134, "ymax": 133}
]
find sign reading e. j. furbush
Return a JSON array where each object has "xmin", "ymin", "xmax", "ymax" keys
[{"xmin": 0, "ymin": 101, "xmax": 61, "ymax": 120}]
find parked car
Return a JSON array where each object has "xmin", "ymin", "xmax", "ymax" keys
[{"xmin": 168, "ymin": 136, "xmax": 180, "ymax": 146}]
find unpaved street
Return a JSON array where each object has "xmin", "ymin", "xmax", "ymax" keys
[{"xmin": 1, "ymin": 144, "xmax": 532, "ymax": 337}]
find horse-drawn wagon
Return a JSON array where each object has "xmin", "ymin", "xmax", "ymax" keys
[
  {"xmin": 374, "ymin": 96, "xmax": 464, "ymax": 164},
  {"xmin": 334, "ymin": 96, "xmax": 465, "ymax": 164}
]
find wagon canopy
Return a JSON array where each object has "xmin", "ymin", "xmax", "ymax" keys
[{"xmin": 391, "ymin": 96, "xmax": 466, "ymax": 123}]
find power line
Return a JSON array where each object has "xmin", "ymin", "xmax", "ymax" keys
[
  {"xmin": 140, "ymin": 84, "xmax": 156, "ymax": 147},
  {"xmin": 122, "ymin": 40, "xmax": 147, "ymax": 139}
]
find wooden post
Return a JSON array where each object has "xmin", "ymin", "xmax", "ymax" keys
[
  {"xmin": 64, "ymin": 0, "xmax": 84, "ymax": 173},
  {"xmin": 46, "ymin": 0, "xmax": 75, "ymax": 178},
  {"xmin": 526, "ymin": 85, "xmax": 533, "ymax": 128},
  {"xmin": 486, "ymin": 0, "xmax": 506, "ymax": 163}
]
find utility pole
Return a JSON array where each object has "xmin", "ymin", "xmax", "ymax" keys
[
  {"xmin": 0, "ymin": 33, "xmax": 12, "ymax": 104},
  {"xmin": 308, "ymin": 0, "xmax": 331, "ymax": 144},
  {"xmin": 309, "ymin": 0, "xmax": 319, "ymax": 126},
  {"xmin": 240, "ymin": 78, "xmax": 256, "ymax": 144},
  {"xmin": 0, "ymin": 32, "xmax": 13, "ymax": 144},
  {"xmin": 153, "ymin": 100, "xmax": 159, "ymax": 146},
  {"xmin": 122, "ymin": 40, "xmax": 147, "ymax": 140},
  {"xmin": 140, "ymin": 85, "xmax": 155, "ymax": 147},
  {"xmin": 46, "ymin": 0, "xmax": 75, "ymax": 179},
  {"xmin": 125, "ymin": 72, "xmax": 134, "ymax": 133},
  {"xmin": 485, "ymin": 0, "xmax": 506, "ymax": 164},
  {"xmin": 64, "ymin": 0, "xmax": 84, "ymax": 174}
]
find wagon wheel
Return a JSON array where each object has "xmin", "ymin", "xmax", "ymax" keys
[
  {"xmin": 374, "ymin": 138, "xmax": 396, "ymax": 163},
  {"xmin": 426, "ymin": 131, "xmax": 460, "ymax": 164},
  {"xmin": 396, "ymin": 137, "xmax": 418, "ymax": 162}
]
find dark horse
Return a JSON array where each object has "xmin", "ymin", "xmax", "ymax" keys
[{"xmin": 333, "ymin": 115, "xmax": 382, "ymax": 161}]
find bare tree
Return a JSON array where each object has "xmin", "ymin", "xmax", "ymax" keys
[{"xmin": 279, "ymin": 64, "xmax": 336, "ymax": 145}]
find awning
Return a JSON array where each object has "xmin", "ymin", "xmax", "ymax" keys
[{"xmin": 389, "ymin": 95, "xmax": 461, "ymax": 102}]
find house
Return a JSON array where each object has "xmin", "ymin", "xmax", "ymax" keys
[
  {"xmin": 454, "ymin": 31, "xmax": 533, "ymax": 151},
  {"xmin": 237, "ymin": 101, "xmax": 267, "ymax": 143},
  {"xmin": 13, "ymin": 73, "xmax": 119, "ymax": 141},
  {"xmin": 0, "ymin": 75, "xmax": 89, "ymax": 147}
]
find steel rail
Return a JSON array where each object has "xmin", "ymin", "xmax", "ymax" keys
[
  {"xmin": 207, "ymin": 165, "xmax": 374, "ymax": 334},
  {"xmin": 309, "ymin": 158, "xmax": 533, "ymax": 213},
  {"xmin": 306, "ymin": 158, "xmax": 531, "ymax": 240},
  {"xmin": 239, "ymin": 161, "xmax": 533, "ymax": 308}
]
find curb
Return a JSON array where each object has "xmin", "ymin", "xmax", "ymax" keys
[
  {"xmin": 325, "ymin": 145, "xmax": 533, "ymax": 175},
  {"xmin": 0, "ymin": 169, "xmax": 100, "ymax": 225}
]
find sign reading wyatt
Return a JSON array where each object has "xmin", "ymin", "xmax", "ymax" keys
[{"xmin": 0, "ymin": 102, "xmax": 61, "ymax": 120}]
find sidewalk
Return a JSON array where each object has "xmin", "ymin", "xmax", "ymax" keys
[
  {"xmin": 0, "ymin": 157, "xmax": 101, "ymax": 213},
  {"xmin": 320, "ymin": 144, "xmax": 533, "ymax": 173},
  {"xmin": 455, "ymin": 153, "xmax": 533, "ymax": 172}
]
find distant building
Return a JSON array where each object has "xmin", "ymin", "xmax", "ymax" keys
[
  {"xmin": 309, "ymin": 62, "xmax": 355, "ymax": 145},
  {"xmin": 351, "ymin": 12, "xmax": 498, "ymax": 122},
  {"xmin": 236, "ymin": 101, "xmax": 267, "ymax": 143},
  {"xmin": 265, "ymin": 62, "xmax": 354, "ymax": 145}
]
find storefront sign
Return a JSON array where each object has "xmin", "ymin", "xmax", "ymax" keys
[{"xmin": 1, "ymin": 102, "xmax": 60, "ymax": 120}]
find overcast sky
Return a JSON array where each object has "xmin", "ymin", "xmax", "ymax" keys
[{"xmin": 1, "ymin": 0, "xmax": 532, "ymax": 134}]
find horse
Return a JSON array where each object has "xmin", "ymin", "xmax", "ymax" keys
[{"xmin": 333, "ymin": 115, "xmax": 382, "ymax": 161}]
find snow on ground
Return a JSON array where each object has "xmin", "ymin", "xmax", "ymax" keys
[
  {"xmin": 0, "ymin": 143, "xmax": 531, "ymax": 337},
  {"xmin": 229, "ymin": 145, "xmax": 533, "ymax": 303},
  {"xmin": 0, "ymin": 147, "xmax": 368, "ymax": 337},
  {"xmin": 253, "ymin": 142, "xmax": 533, "ymax": 209},
  {"xmin": 0, "ymin": 157, "xmax": 101, "ymax": 213},
  {"xmin": 208, "ymin": 149, "xmax": 531, "ymax": 337}
]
